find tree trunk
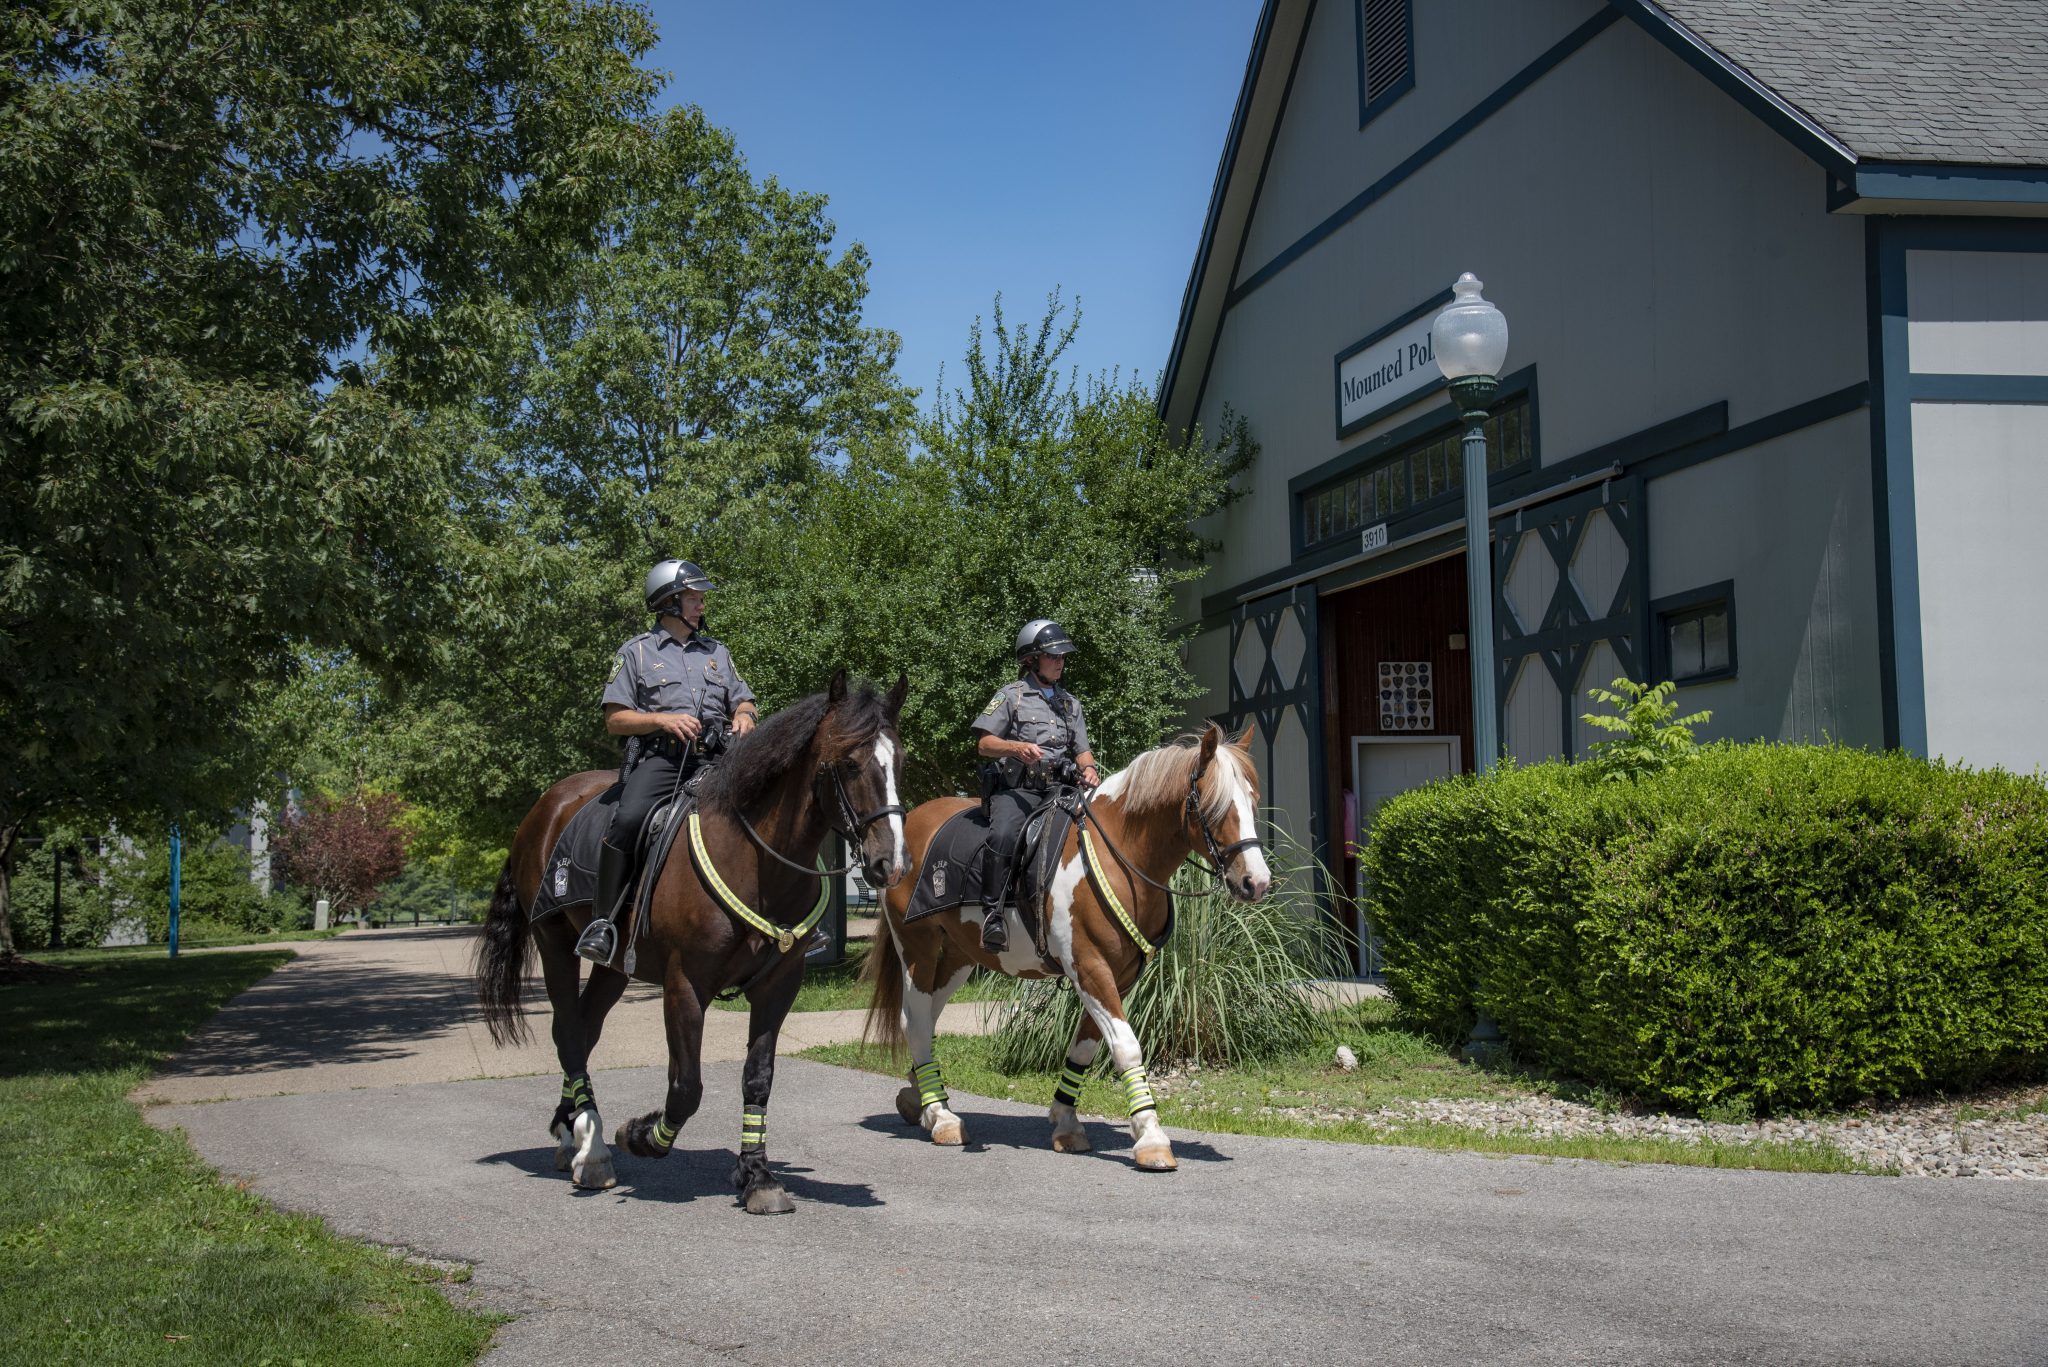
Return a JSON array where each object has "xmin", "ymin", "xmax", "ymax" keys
[{"xmin": 0, "ymin": 821, "xmax": 20, "ymax": 962}]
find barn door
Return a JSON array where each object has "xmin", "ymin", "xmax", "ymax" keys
[{"xmin": 1492, "ymin": 476, "xmax": 1649, "ymax": 762}]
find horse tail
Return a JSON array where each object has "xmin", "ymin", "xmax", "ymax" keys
[
  {"xmin": 861, "ymin": 915, "xmax": 907, "ymax": 1057},
  {"xmin": 474, "ymin": 859, "xmax": 532, "ymax": 1047}
]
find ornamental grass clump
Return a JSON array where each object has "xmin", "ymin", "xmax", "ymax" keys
[{"xmin": 988, "ymin": 828, "xmax": 1350, "ymax": 1072}]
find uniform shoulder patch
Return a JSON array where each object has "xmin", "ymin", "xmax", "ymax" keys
[
  {"xmin": 979, "ymin": 690, "xmax": 1006, "ymax": 717},
  {"xmin": 608, "ymin": 654, "xmax": 625, "ymax": 681}
]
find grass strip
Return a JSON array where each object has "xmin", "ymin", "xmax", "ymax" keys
[
  {"xmin": 0, "ymin": 949, "xmax": 500, "ymax": 1366},
  {"xmin": 802, "ymin": 1029, "xmax": 1877, "ymax": 1176}
]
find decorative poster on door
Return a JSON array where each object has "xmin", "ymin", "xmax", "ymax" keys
[{"xmin": 1378, "ymin": 661, "xmax": 1434, "ymax": 732}]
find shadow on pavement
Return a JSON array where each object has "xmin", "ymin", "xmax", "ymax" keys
[
  {"xmin": 478, "ymin": 1143, "xmax": 885, "ymax": 1209},
  {"xmin": 854, "ymin": 1109, "xmax": 1235, "ymax": 1165}
]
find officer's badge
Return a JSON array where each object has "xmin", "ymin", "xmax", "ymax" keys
[{"xmin": 707, "ymin": 658, "xmax": 720, "ymax": 674}]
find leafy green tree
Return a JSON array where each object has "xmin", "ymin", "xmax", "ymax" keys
[
  {"xmin": 729, "ymin": 297, "xmax": 1256, "ymax": 798},
  {"xmin": 0, "ymin": 0, "xmax": 660, "ymax": 956},
  {"xmin": 386, "ymin": 106, "xmax": 914, "ymax": 839}
]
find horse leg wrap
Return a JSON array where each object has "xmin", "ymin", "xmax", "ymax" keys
[
  {"xmin": 740, "ymin": 1104, "xmax": 767, "ymax": 1155},
  {"xmin": 1119, "ymin": 1065, "xmax": 1156, "ymax": 1118},
  {"xmin": 911, "ymin": 1061, "xmax": 949, "ymax": 1111},
  {"xmin": 554, "ymin": 1073, "xmax": 597, "ymax": 1133},
  {"xmin": 1053, "ymin": 1061, "xmax": 1091, "ymax": 1109},
  {"xmin": 649, "ymin": 1116, "xmax": 679, "ymax": 1154}
]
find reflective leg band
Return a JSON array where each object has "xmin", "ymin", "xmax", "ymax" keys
[
  {"xmin": 1120, "ymin": 1065, "xmax": 1156, "ymax": 1116},
  {"xmin": 741, "ymin": 1104, "xmax": 767, "ymax": 1153},
  {"xmin": 912, "ymin": 1061, "xmax": 948, "ymax": 1109},
  {"xmin": 563, "ymin": 1074, "xmax": 595, "ymax": 1113},
  {"xmin": 652, "ymin": 1117, "xmax": 678, "ymax": 1151},
  {"xmin": 1054, "ymin": 1061, "xmax": 1090, "ymax": 1108}
]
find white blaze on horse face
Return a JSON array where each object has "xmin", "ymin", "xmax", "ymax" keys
[
  {"xmin": 872, "ymin": 735, "xmax": 908, "ymax": 884},
  {"xmin": 1225, "ymin": 754, "xmax": 1272, "ymax": 897}
]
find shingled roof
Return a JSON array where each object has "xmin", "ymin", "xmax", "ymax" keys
[{"xmin": 1648, "ymin": 0, "xmax": 2048, "ymax": 165}]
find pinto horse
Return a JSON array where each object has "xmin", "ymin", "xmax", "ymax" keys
[
  {"xmin": 474, "ymin": 671, "xmax": 911, "ymax": 1213},
  {"xmin": 864, "ymin": 722, "xmax": 1270, "ymax": 1171}
]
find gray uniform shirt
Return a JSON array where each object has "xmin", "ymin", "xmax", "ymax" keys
[
  {"xmin": 972, "ymin": 680, "xmax": 1091, "ymax": 784},
  {"xmin": 601, "ymin": 626, "xmax": 755, "ymax": 729}
]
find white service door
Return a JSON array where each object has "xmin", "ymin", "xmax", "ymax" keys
[{"xmin": 1350, "ymin": 736, "xmax": 1460, "ymax": 974}]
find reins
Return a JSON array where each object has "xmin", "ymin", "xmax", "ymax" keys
[{"xmin": 727, "ymin": 759, "xmax": 905, "ymax": 879}]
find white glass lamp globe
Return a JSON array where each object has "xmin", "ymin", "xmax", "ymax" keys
[{"xmin": 1431, "ymin": 273, "xmax": 1509, "ymax": 381}]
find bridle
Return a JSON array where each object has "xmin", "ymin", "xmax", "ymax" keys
[
  {"xmin": 1078, "ymin": 747, "xmax": 1264, "ymax": 899},
  {"xmin": 727, "ymin": 737, "xmax": 905, "ymax": 880}
]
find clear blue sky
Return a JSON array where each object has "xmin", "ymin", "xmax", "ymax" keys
[{"xmin": 647, "ymin": 2, "xmax": 1262, "ymax": 406}]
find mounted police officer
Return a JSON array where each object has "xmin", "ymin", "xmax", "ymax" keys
[
  {"xmin": 970, "ymin": 619, "xmax": 1100, "ymax": 953},
  {"xmin": 576, "ymin": 559, "xmax": 759, "ymax": 967}
]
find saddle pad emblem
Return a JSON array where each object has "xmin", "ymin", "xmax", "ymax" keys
[
  {"xmin": 553, "ymin": 859, "xmax": 569, "ymax": 897},
  {"xmin": 932, "ymin": 859, "xmax": 948, "ymax": 898}
]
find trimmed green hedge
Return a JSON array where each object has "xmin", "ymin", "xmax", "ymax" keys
[{"xmin": 1362, "ymin": 745, "xmax": 2048, "ymax": 1113}]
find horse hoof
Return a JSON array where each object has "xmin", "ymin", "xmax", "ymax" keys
[
  {"xmin": 552, "ymin": 1122, "xmax": 574, "ymax": 1170},
  {"xmin": 894, "ymin": 1086, "xmax": 922, "ymax": 1127},
  {"xmin": 1052, "ymin": 1129, "xmax": 1092, "ymax": 1154},
  {"xmin": 573, "ymin": 1155, "xmax": 618, "ymax": 1189},
  {"xmin": 931, "ymin": 1115, "xmax": 967, "ymax": 1146},
  {"xmin": 744, "ymin": 1184, "xmax": 796, "ymax": 1216},
  {"xmin": 1133, "ymin": 1144, "xmax": 1178, "ymax": 1173}
]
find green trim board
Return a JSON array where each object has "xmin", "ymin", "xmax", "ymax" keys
[
  {"xmin": 1650, "ymin": 580, "xmax": 1738, "ymax": 686},
  {"xmin": 1353, "ymin": 0, "xmax": 1415, "ymax": 128},
  {"xmin": 1202, "ymin": 380, "xmax": 1863, "ymax": 620},
  {"xmin": 1830, "ymin": 163, "xmax": 2048, "ymax": 213},
  {"xmin": 1332, "ymin": 287, "xmax": 1455, "ymax": 438},
  {"xmin": 1907, "ymin": 374, "xmax": 2048, "ymax": 404}
]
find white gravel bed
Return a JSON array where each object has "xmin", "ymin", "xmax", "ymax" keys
[{"xmin": 1253, "ymin": 1081, "xmax": 2048, "ymax": 1179}]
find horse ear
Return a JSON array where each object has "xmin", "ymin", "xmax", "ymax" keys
[
  {"xmin": 828, "ymin": 668, "xmax": 849, "ymax": 704},
  {"xmin": 1199, "ymin": 723, "xmax": 1222, "ymax": 765},
  {"xmin": 1233, "ymin": 721, "xmax": 1256, "ymax": 751},
  {"xmin": 886, "ymin": 672, "xmax": 908, "ymax": 719}
]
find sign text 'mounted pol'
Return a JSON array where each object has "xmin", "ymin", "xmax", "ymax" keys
[{"xmin": 1334, "ymin": 289, "xmax": 1453, "ymax": 437}]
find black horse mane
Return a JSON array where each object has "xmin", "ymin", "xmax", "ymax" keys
[{"xmin": 698, "ymin": 681, "xmax": 891, "ymax": 813}]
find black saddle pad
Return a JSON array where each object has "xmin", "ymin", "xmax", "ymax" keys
[
  {"xmin": 528, "ymin": 783, "xmax": 691, "ymax": 924},
  {"xmin": 903, "ymin": 791, "xmax": 1079, "ymax": 929}
]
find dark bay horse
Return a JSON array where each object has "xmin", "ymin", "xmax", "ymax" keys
[
  {"xmin": 865, "ymin": 723, "xmax": 1270, "ymax": 1171},
  {"xmin": 475, "ymin": 671, "xmax": 910, "ymax": 1213}
]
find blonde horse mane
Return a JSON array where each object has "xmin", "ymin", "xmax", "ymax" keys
[{"xmin": 1097, "ymin": 732, "xmax": 1252, "ymax": 826}]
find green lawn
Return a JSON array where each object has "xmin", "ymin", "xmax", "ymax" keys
[
  {"xmin": 804, "ymin": 998, "xmax": 1874, "ymax": 1175},
  {"xmin": 0, "ymin": 950, "xmax": 499, "ymax": 1366},
  {"xmin": 711, "ymin": 938, "xmax": 1012, "ymax": 1013}
]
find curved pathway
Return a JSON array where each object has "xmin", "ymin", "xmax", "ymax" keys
[{"xmin": 141, "ymin": 928, "xmax": 2048, "ymax": 1365}]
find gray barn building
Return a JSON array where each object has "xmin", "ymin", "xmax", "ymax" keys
[{"xmin": 1161, "ymin": 0, "xmax": 2048, "ymax": 945}]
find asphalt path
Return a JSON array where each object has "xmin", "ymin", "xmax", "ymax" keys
[{"xmin": 140, "ymin": 930, "xmax": 2048, "ymax": 1365}]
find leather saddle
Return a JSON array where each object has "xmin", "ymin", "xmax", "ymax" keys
[
  {"xmin": 904, "ymin": 786, "xmax": 1083, "ymax": 954},
  {"xmin": 527, "ymin": 779, "xmax": 698, "ymax": 928}
]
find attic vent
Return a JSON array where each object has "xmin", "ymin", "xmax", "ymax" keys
[{"xmin": 1359, "ymin": 0, "xmax": 1413, "ymax": 122}]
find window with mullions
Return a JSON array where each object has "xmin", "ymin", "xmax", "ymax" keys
[
  {"xmin": 1356, "ymin": 0, "xmax": 1414, "ymax": 126},
  {"xmin": 1653, "ymin": 582, "xmax": 1737, "ymax": 685},
  {"xmin": 1300, "ymin": 395, "xmax": 1533, "ymax": 550}
]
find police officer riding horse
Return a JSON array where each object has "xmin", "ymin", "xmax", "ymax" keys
[
  {"xmin": 577, "ymin": 558, "xmax": 759, "ymax": 967},
  {"xmin": 971, "ymin": 619, "xmax": 1101, "ymax": 952}
]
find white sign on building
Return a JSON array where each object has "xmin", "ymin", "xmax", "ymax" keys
[{"xmin": 1334, "ymin": 292, "xmax": 1451, "ymax": 436}]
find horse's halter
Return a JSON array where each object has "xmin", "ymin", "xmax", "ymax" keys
[{"xmin": 1184, "ymin": 752, "xmax": 1263, "ymax": 876}]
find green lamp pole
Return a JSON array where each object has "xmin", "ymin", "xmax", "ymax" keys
[{"xmin": 1431, "ymin": 273, "xmax": 1510, "ymax": 775}]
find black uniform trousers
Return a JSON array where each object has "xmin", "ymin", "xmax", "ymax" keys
[
  {"xmin": 983, "ymin": 785, "xmax": 1041, "ymax": 907},
  {"xmin": 605, "ymin": 746, "xmax": 696, "ymax": 860}
]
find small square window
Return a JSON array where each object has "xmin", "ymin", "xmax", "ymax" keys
[{"xmin": 1654, "ymin": 583, "xmax": 1737, "ymax": 685}]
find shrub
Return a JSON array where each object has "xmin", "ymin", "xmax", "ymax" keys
[
  {"xmin": 988, "ymin": 827, "xmax": 1350, "ymax": 1072},
  {"xmin": 6, "ymin": 830, "xmax": 116, "ymax": 950},
  {"xmin": 1363, "ymin": 744, "xmax": 2048, "ymax": 1113}
]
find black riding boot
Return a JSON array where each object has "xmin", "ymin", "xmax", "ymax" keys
[
  {"xmin": 576, "ymin": 837, "xmax": 631, "ymax": 966},
  {"xmin": 980, "ymin": 848, "xmax": 1009, "ymax": 953}
]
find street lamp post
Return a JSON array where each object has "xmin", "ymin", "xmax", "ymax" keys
[{"xmin": 1432, "ymin": 273, "xmax": 1510, "ymax": 774}]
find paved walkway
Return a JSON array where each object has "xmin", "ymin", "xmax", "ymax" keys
[
  {"xmin": 136, "ymin": 925, "xmax": 996, "ymax": 1105},
  {"xmin": 137, "ymin": 928, "xmax": 2048, "ymax": 1365}
]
